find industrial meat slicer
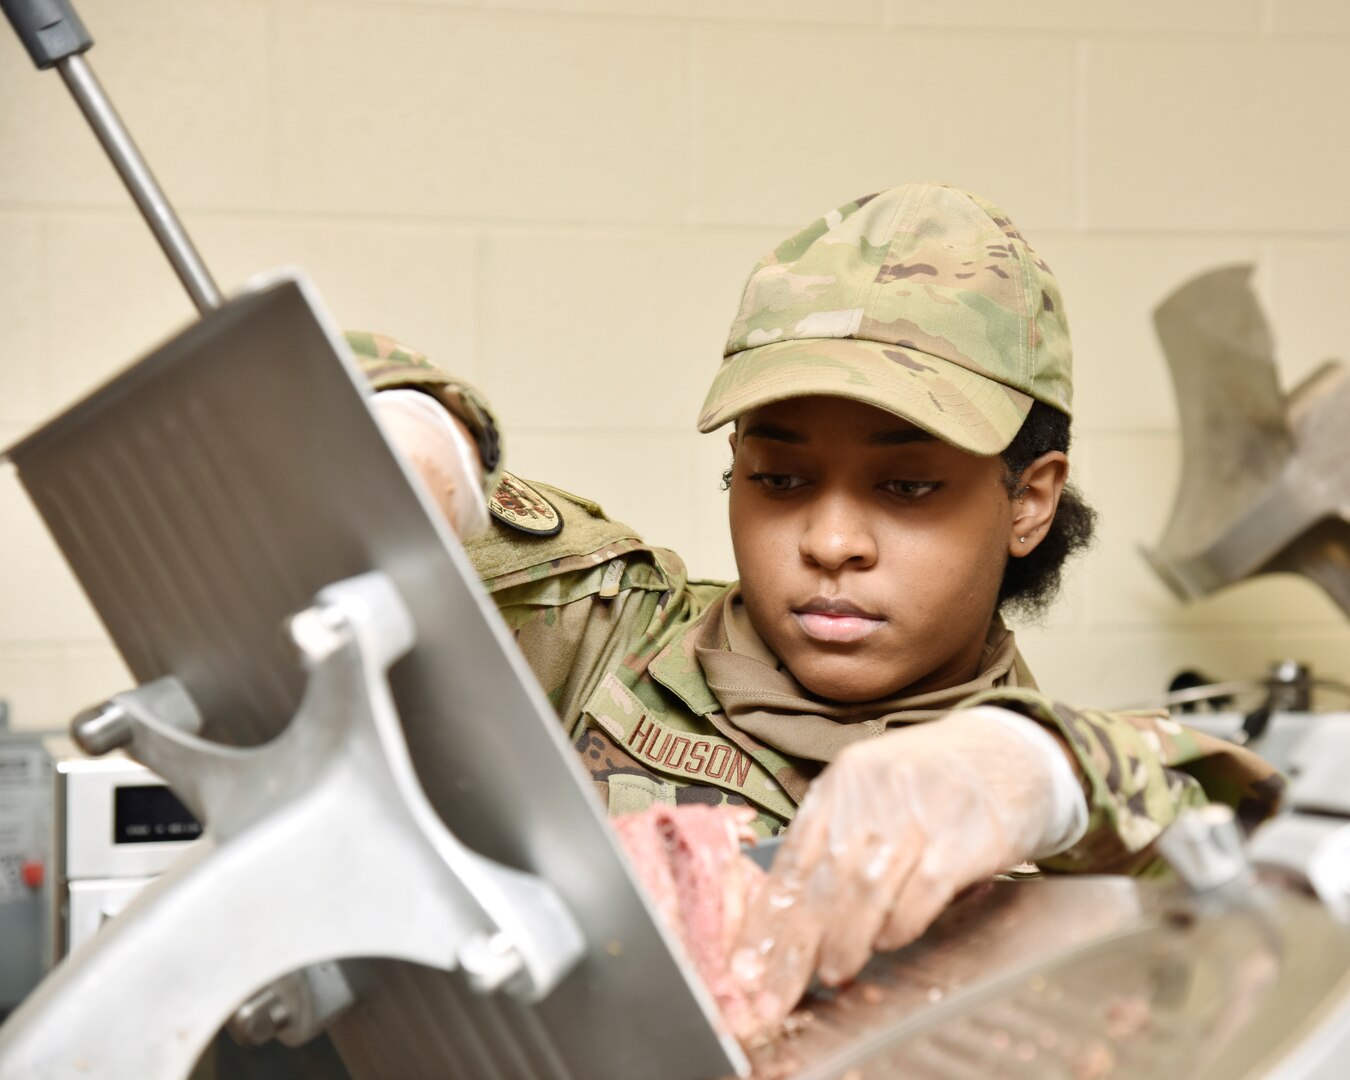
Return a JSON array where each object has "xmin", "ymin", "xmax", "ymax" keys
[{"xmin": 3, "ymin": 3, "xmax": 1350, "ymax": 1078}]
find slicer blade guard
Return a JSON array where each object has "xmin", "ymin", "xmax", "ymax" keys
[{"xmin": 0, "ymin": 271, "xmax": 745, "ymax": 1080}]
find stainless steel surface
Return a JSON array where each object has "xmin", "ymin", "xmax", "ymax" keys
[
  {"xmin": 54, "ymin": 54, "xmax": 221, "ymax": 314},
  {"xmin": 0, "ymin": 272, "xmax": 744, "ymax": 1080},
  {"xmin": 745, "ymin": 834, "xmax": 784, "ymax": 871},
  {"xmin": 1147, "ymin": 265, "xmax": 1350, "ymax": 615},
  {"xmin": 1283, "ymin": 714, "xmax": 1350, "ymax": 817},
  {"xmin": 69, "ymin": 703, "xmax": 131, "ymax": 755},
  {"xmin": 735, "ymin": 877, "xmax": 1148, "ymax": 1079},
  {"xmin": 229, "ymin": 987, "xmax": 295, "ymax": 1048},
  {"xmin": 1138, "ymin": 679, "xmax": 1269, "ymax": 711},
  {"xmin": 1270, "ymin": 660, "xmax": 1313, "ymax": 712},
  {"xmin": 1150, "ymin": 666, "xmax": 1350, "ymax": 711},
  {"xmin": 256, "ymin": 963, "xmax": 357, "ymax": 1051},
  {"xmin": 1156, "ymin": 804, "xmax": 1252, "ymax": 899},
  {"xmin": 1251, "ymin": 816, "xmax": 1350, "ymax": 922},
  {"xmin": 1174, "ymin": 710, "xmax": 1325, "ymax": 775},
  {"xmin": 1246, "ymin": 716, "xmax": 1350, "ymax": 921},
  {"xmin": 812, "ymin": 886, "xmax": 1350, "ymax": 1080},
  {"xmin": 729, "ymin": 873, "xmax": 1350, "ymax": 1080}
]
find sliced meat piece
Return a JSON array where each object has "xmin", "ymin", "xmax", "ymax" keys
[
  {"xmin": 615, "ymin": 805, "xmax": 765, "ymax": 1037},
  {"xmin": 612, "ymin": 808, "xmax": 682, "ymax": 931}
]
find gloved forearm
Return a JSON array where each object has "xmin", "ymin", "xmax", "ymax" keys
[
  {"xmin": 972, "ymin": 706, "xmax": 1088, "ymax": 859},
  {"xmin": 956, "ymin": 688, "xmax": 1284, "ymax": 874},
  {"xmin": 372, "ymin": 388, "xmax": 490, "ymax": 537},
  {"xmin": 345, "ymin": 330, "xmax": 503, "ymax": 495},
  {"xmin": 727, "ymin": 706, "xmax": 1089, "ymax": 1041}
]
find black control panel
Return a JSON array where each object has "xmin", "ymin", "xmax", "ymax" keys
[{"xmin": 112, "ymin": 785, "xmax": 202, "ymax": 845}]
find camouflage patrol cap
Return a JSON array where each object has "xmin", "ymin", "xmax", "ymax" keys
[{"xmin": 698, "ymin": 182, "xmax": 1072, "ymax": 455}]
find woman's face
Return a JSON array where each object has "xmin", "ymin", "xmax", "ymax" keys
[{"xmin": 728, "ymin": 396, "xmax": 1026, "ymax": 703}]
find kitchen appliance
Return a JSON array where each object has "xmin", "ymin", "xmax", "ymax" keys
[
  {"xmin": 47, "ymin": 742, "xmax": 201, "ymax": 958},
  {"xmin": 0, "ymin": 708, "xmax": 52, "ymax": 1018}
]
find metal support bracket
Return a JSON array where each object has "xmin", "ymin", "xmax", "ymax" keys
[{"xmin": 0, "ymin": 571, "xmax": 585, "ymax": 1080}]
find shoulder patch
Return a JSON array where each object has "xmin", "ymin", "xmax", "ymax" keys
[{"xmin": 489, "ymin": 471, "xmax": 563, "ymax": 536}]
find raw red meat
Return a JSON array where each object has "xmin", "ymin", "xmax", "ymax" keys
[{"xmin": 614, "ymin": 805, "xmax": 765, "ymax": 1035}]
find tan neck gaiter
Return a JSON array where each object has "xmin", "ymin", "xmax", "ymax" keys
[{"xmin": 695, "ymin": 585, "xmax": 1034, "ymax": 765}]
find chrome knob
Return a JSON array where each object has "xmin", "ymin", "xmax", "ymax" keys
[{"xmin": 70, "ymin": 701, "xmax": 132, "ymax": 755}]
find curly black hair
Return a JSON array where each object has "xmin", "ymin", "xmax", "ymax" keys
[
  {"xmin": 718, "ymin": 400, "xmax": 1096, "ymax": 620},
  {"xmin": 996, "ymin": 400, "xmax": 1096, "ymax": 619}
]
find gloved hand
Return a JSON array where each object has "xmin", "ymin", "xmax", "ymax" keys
[
  {"xmin": 727, "ymin": 706, "xmax": 1088, "ymax": 1041},
  {"xmin": 372, "ymin": 388, "xmax": 490, "ymax": 537}
]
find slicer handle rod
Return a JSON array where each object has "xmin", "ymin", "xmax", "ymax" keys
[
  {"xmin": 3, "ymin": 0, "xmax": 222, "ymax": 313},
  {"xmin": 1, "ymin": 0, "xmax": 92, "ymax": 68},
  {"xmin": 56, "ymin": 53, "xmax": 222, "ymax": 314}
]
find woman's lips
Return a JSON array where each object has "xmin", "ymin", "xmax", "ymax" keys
[{"xmin": 792, "ymin": 602, "xmax": 885, "ymax": 644}]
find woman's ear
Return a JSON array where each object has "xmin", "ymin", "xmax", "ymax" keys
[
  {"xmin": 722, "ymin": 431, "xmax": 739, "ymax": 491},
  {"xmin": 1008, "ymin": 451, "xmax": 1069, "ymax": 557}
]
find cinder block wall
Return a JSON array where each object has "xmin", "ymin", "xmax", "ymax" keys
[{"xmin": 3, "ymin": 0, "xmax": 1349, "ymax": 730}]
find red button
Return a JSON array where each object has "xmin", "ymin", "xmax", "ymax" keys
[{"xmin": 21, "ymin": 860, "xmax": 44, "ymax": 890}]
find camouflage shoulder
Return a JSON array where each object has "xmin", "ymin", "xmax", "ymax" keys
[
  {"xmin": 961, "ymin": 688, "xmax": 1285, "ymax": 873},
  {"xmin": 957, "ymin": 689, "xmax": 1202, "ymax": 873},
  {"xmin": 465, "ymin": 477, "xmax": 649, "ymax": 590},
  {"xmin": 345, "ymin": 330, "xmax": 447, "ymax": 390}
]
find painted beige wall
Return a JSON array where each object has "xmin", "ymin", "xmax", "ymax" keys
[{"xmin": 2, "ymin": 0, "xmax": 1349, "ymax": 731}]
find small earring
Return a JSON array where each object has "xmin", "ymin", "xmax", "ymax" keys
[{"xmin": 1018, "ymin": 536, "xmax": 1027, "ymax": 544}]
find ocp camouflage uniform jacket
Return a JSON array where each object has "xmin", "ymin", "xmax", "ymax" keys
[{"xmin": 352, "ymin": 332, "xmax": 1285, "ymax": 875}]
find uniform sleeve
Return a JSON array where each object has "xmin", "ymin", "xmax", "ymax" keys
[
  {"xmin": 957, "ymin": 687, "xmax": 1286, "ymax": 875},
  {"xmin": 341, "ymin": 329, "xmax": 687, "ymax": 737},
  {"xmin": 462, "ymin": 482, "xmax": 686, "ymax": 736},
  {"xmin": 343, "ymin": 330, "xmax": 503, "ymax": 496}
]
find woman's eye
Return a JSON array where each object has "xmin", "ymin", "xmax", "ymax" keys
[
  {"xmin": 749, "ymin": 472, "xmax": 807, "ymax": 493},
  {"xmin": 882, "ymin": 479, "xmax": 941, "ymax": 499}
]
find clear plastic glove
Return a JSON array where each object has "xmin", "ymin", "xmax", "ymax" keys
[
  {"xmin": 371, "ymin": 388, "xmax": 489, "ymax": 537},
  {"xmin": 728, "ymin": 706, "xmax": 1087, "ymax": 1041}
]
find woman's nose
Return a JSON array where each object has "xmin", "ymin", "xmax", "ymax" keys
[{"xmin": 798, "ymin": 493, "xmax": 878, "ymax": 570}]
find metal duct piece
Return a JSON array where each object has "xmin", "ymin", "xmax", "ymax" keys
[{"xmin": 1146, "ymin": 265, "xmax": 1350, "ymax": 614}]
